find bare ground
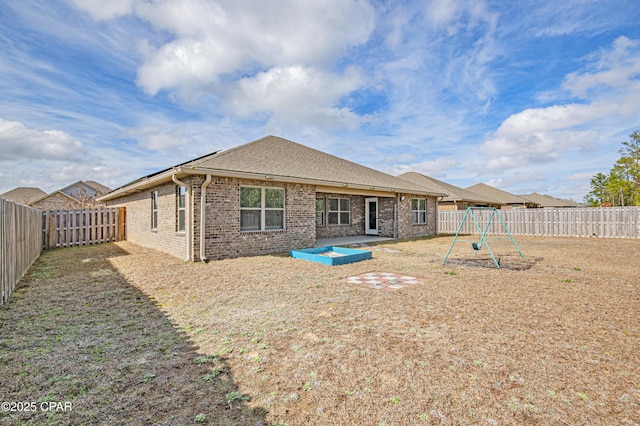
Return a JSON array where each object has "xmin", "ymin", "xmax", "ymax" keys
[{"xmin": 1, "ymin": 235, "xmax": 639, "ymax": 425}]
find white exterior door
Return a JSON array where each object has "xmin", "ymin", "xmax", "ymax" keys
[{"xmin": 365, "ymin": 197, "xmax": 378, "ymax": 235}]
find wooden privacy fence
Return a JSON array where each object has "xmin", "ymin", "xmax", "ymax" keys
[
  {"xmin": 1, "ymin": 198, "xmax": 43, "ymax": 304},
  {"xmin": 42, "ymin": 207, "xmax": 126, "ymax": 250},
  {"xmin": 438, "ymin": 207, "xmax": 640, "ymax": 239}
]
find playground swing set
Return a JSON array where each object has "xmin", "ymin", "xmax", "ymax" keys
[{"xmin": 442, "ymin": 207, "xmax": 525, "ymax": 269}]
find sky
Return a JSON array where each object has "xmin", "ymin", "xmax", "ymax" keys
[{"xmin": 1, "ymin": 0, "xmax": 639, "ymax": 202}]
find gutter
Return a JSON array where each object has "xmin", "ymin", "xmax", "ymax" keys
[
  {"xmin": 98, "ymin": 165, "xmax": 447, "ymax": 202},
  {"xmin": 181, "ymin": 167, "xmax": 448, "ymax": 198},
  {"xmin": 200, "ymin": 175, "xmax": 212, "ymax": 262},
  {"xmin": 172, "ymin": 175, "xmax": 192, "ymax": 262}
]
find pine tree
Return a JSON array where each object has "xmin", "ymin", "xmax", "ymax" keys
[{"xmin": 586, "ymin": 130, "xmax": 640, "ymax": 206}]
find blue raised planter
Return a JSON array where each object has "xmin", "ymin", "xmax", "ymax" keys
[{"xmin": 290, "ymin": 246, "xmax": 372, "ymax": 266}]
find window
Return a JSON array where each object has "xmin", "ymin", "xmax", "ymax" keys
[
  {"xmin": 240, "ymin": 186, "xmax": 285, "ymax": 231},
  {"xmin": 316, "ymin": 198, "xmax": 325, "ymax": 226},
  {"xmin": 176, "ymin": 186, "xmax": 186, "ymax": 232},
  {"xmin": 328, "ymin": 197, "xmax": 350, "ymax": 225},
  {"xmin": 412, "ymin": 198, "xmax": 427, "ymax": 224},
  {"xmin": 151, "ymin": 191, "xmax": 159, "ymax": 229}
]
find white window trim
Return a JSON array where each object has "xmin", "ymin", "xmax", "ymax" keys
[
  {"xmin": 327, "ymin": 197, "xmax": 350, "ymax": 226},
  {"xmin": 240, "ymin": 186, "xmax": 286, "ymax": 232},
  {"xmin": 411, "ymin": 198, "xmax": 427, "ymax": 225},
  {"xmin": 151, "ymin": 191, "xmax": 159, "ymax": 230},
  {"xmin": 176, "ymin": 186, "xmax": 186, "ymax": 232},
  {"xmin": 316, "ymin": 197, "xmax": 325, "ymax": 227}
]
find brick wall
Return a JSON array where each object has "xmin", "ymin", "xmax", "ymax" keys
[
  {"xmin": 31, "ymin": 193, "xmax": 83, "ymax": 210},
  {"xmin": 200, "ymin": 177, "xmax": 315, "ymax": 260},
  {"xmin": 396, "ymin": 194, "xmax": 438, "ymax": 239},
  {"xmin": 105, "ymin": 179, "xmax": 193, "ymax": 260},
  {"xmin": 377, "ymin": 197, "xmax": 396, "ymax": 237},
  {"xmin": 315, "ymin": 193, "xmax": 366, "ymax": 239}
]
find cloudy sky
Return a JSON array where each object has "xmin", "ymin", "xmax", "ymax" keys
[{"xmin": 1, "ymin": 0, "xmax": 639, "ymax": 201}]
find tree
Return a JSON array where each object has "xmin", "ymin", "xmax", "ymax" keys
[
  {"xmin": 586, "ymin": 130, "xmax": 640, "ymax": 206},
  {"xmin": 585, "ymin": 172, "xmax": 609, "ymax": 206}
]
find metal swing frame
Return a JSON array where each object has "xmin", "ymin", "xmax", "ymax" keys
[{"xmin": 442, "ymin": 207, "xmax": 524, "ymax": 269}]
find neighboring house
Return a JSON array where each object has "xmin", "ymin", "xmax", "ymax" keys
[
  {"xmin": 398, "ymin": 172, "xmax": 502, "ymax": 210},
  {"xmin": 465, "ymin": 183, "xmax": 539, "ymax": 209},
  {"xmin": 30, "ymin": 181, "xmax": 112, "ymax": 210},
  {"xmin": 519, "ymin": 193, "xmax": 583, "ymax": 208},
  {"xmin": 0, "ymin": 187, "xmax": 46, "ymax": 205},
  {"xmin": 98, "ymin": 136, "xmax": 447, "ymax": 261}
]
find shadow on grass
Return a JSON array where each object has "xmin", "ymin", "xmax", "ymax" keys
[{"xmin": 0, "ymin": 244, "xmax": 268, "ymax": 425}]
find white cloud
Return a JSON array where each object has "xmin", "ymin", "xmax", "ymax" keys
[
  {"xmin": 71, "ymin": 0, "xmax": 134, "ymax": 20},
  {"xmin": 0, "ymin": 118, "xmax": 85, "ymax": 161},
  {"xmin": 425, "ymin": 0, "xmax": 460, "ymax": 27},
  {"xmin": 496, "ymin": 103, "xmax": 607, "ymax": 136},
  {"xmin": 381, "ymin": 153, "xmax": 417, "ymax": 164},
  {"xmin": 230, "ymin": 66, "xmax": 366, "ymax": 130},
  {"xmin": 486, "ymin": 171, "xmax": 546, "ymax": 190},
  {"xmin": 480, "ymin": 36, "xmax": 640, "ymax": 172},
  {"xmin": 482, "ymin": 130, "xmax": 598, "ymax": 171},
  {"xmin": 387, "ymin": 158, "xmax": 458, "ymax": 177},
  {"xmin": 562, "ymin": 36, "xmax": 640, "ymax": 98},
  {"xmin": 566, "ymin": 171, "xmax": 598, "ymax": 182},
  {"xmin": 129, "ymin": 125, "xmax": 193, "ymax": 151},
  {"xmin": 131, "ymin": 0, "xmax": 375, "ymax": 96}
]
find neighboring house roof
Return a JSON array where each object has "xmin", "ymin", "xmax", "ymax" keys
[
  {"xmin": 466, "ymin": 183, "xmax": 538, "ymax": 206},
  {"xmin": 0, "ymin": 187, "xmax": 46, "ymax": 205},
  {"xmin": 519, "ymin": 193, "xmax": 583, "ymax": 208},
  {"xmin": 82, "ymin": 181, "xmax": 112, "ymax": 196},
  {"xmin": 29, "ymin": 180, "xmax": 112, "ymax": 207},
  {"xmin": 100, "ymin": 136, "xmax": 447, "ymax": 201},
  {"xmin": 29, "ymin": 190, "xmax": 85, "ymax": 209},
  {"xmin": 397, "ymin": 172, "xmax": 501, "ymax": 204}
]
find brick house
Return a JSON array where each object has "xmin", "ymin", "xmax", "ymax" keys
[
  {"xmin": 30, "ymin": 181, "xmax": 112, "ymax": 210},
  {"xmin": 98, "ymin": 136, "xmax": 446, "ymax": 261}
]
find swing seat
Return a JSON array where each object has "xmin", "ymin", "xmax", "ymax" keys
[{"xmin": 472, "ymin": 242, "xmax": 482, "ymax": 251}]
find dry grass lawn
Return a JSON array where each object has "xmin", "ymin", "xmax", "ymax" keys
[{"xmin": 1, "ymin": 235, "xmax": 639, "ymax": 425}]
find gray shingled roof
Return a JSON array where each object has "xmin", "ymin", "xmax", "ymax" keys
[
  {"xmin": 466, "ymin": 183, "xmax": 535, "ymax": 205},
  {"xmin": 100, "ymin": 136, "xmax": 447, "ymax": 200},
  {"xmin": 519, "ymin": 193, "xmax": 583, "ymax": 208},
  {"xmin": 398, "ymin": 172, "xmax": 500, "ymax": 204},
  {"xmin": 0, "ymin": 187, "xmax": 46, "ymax": 204}
]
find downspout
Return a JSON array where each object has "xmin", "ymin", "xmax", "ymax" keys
[
  {"xmin": 200, "ymin": 175, "xmax": 212, "ymax": 262},
  {"xmin": 172, "ymin": 175, "xmax": 192, "ymax": 262}
]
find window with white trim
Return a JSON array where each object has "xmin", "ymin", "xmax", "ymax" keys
[
  {"xmin": 240, "ymin": 186, "xmax": 285, "ymax": 231},
  {"xmin": 176, "ymin": 186, "xmax": 186, "ymax": 232},
  {"xmin": 328, "ymin": 197, "xmax": 350, "ymax": 225},
  {"xmin": 411, "ymin": 198, "xmax": 427, "ymax": 224},
  {"xmin": 316, "ymin": 198, "xmax": 325, "ymax": 226},
  {"xmin": 151, "ymin": 191, "xmax": 159, "ymax": 229}
]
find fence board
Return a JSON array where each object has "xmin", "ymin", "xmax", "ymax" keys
[
  {"xmin": 42, "ymin": 207, "xmax": 125, "ymax": 250},
  {"xmin": 438, "ymin": 207, "xmax": 640, "ymax": 238},
  {"xmin": 1, "ymin": 198, "xmax": 43, "ymax": 304}
]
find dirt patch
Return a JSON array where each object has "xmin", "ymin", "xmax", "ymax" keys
[
  {"xmin": 443, "ymin": 254, "xmax": 543, "ymax": 270},
  {"xmin": 1, "ymin": 236, "xmax": 639, "ymax": 425}
]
